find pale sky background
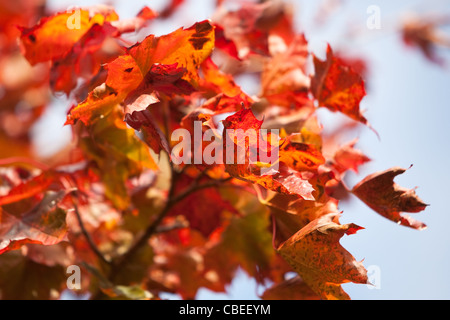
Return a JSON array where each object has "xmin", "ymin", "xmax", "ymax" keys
[{"xmin": 41, "ymin": 0, "xmax": 450, "ymax": 300}]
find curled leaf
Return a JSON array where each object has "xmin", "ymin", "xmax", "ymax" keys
[{"xmin": 352, "ymin": 167, "xmax": 428, "ymax": 230}]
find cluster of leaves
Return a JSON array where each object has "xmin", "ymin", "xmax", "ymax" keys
[{"xmin": 0, "ymin": 0, "xmax": 431, "ymax": 300}]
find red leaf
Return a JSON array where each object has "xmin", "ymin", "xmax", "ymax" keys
[
  {"xmin": 0, "ymin": 171, "xmax": 58, "ymax": 206},
  {"xmin": 262, "ymin": 34, "xmax": 311, "ymax": 109},
  {"xmin": 311, "ymin": 45, "xmax": 367, "ymax": 125},
  {"xmin": 333, "ymin": 139, "xmax": 371, "ymax": 174},
  {"xmin": 222, "ymin": 109, "xmax": 316, "ymax": 200},
  {"xmin": 124, "ymin": 109, "xmax": 169, "ymax": 154},
  {"xmin": 352, "ymin": 167, "xmax": 428, "ymax": 230},
  {"xmin": 0, "ymin": 191, "xmax": 68, "ymax": 255}
]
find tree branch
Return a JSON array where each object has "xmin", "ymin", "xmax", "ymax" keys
[
  {"xmin": 73, "ymin": 203, "xmax": 111, "ymax": 265},
  {"xmin": 107, "ymin": 171, "xmax": 232, "ymax": 283}
]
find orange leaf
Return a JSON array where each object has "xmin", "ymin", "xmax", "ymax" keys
[
  {"xmin": 67, "ymin": 20, "xmax": 214, "ymax": 125},
  {"xmin": 279, "ymin": 138, "xmax": 325, "ymax": 172},
  {"xmin": 127, "ymin": 20, "xmax": 214, "ymax": 84},
  {"xmin": 19, "ymin": 9, "xmax": 118, "ymax": 65},
  {"xmin": 277, "ymin": 213, "xmax": 368, "ymax": 300}
]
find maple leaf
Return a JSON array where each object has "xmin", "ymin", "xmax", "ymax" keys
[
  {"xmin": 310, "ymin": 44, "xmax": 368, "ymax": 125},
  {"xmin": 333, "ymin": 139, "xmax": 371, "ymax": 175},
  {"xmin": 124, "ymin": 108, "xmax": 169, "ymax": 155},
  {"xmin": 213, "ymin": 25, "xmax": 241, "ymax": 60},
  {"xmin": 212, "ymin": 2, "xmax": 270, "ymax": 59},
  {"xmin": 261, "ymin": 276, "xmax": 320, "ymax": 300},
  {"xmin": 2, "ymin": 0, "xmax": 434, "ymax": 301},
  {"xmin": 263, "ymin": 171, "xmax": 340, "ymax": 246},
  {"xmin": 262, "ymin": 34, "xmax": 311, "ymax": 109},
  {"xmin": 168, "ymin": 174, "xmax": 238, "ymax": 237},
  {"xmin": 201, "ymin": 92, "xmax": 253, "ymax": 115},
  {"xmin": 0, "ymin": 171, "xmax": 58, "ymax": 206},
  {"xmin": 277, "ymin": 213, "xmax": 368, "ymax": 300},
  {"xmin": 279, "ymin": 137, "xmax": 325, "ymax": 172},
  {"xmin": 352, "ymin": 167, "xmax": 428, "ymax": 230},
  {"xmin": 203, "ymin": 192, "xmax": 274, "ymax": 289},
  {"xmin": 49, "ymin": 23, "xmax": 119, "ymax": 95},
  {"xmin": 401, "ymin": 14, "xmax": 450, "ymax": 65},
  {"xmin": 19, "ymin": 8, "xmax": 118, "ymax": 65},
  {"xmin": 79, "ymin": 108, "xmax": 157, "ymax": 209},
  {"xmin": 222, "ymin": 108, "xmax": 319, "ymax": 200},
  {"xmin": 67, "ymin": 20, "xmax": 214, "ymax": 125},
  {"xmin": 199, "ymin": 57, "xmax": 245, "ymax": 98},
  {"xmin": 0, "ymin": 191, "xmax": 68, "ymax": 255},
  {"xmin": 124, "ymin": 63, "xmax": 195, "ymax": 113}
]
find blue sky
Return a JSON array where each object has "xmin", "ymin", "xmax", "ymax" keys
[{"xmin": 45, "ymin": 0, "xmax": 450, "ymax": 300}]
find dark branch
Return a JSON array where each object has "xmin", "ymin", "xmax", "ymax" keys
[{"xmin": 73, "ymin": 203, "xmax": 111, "ymax": 265}]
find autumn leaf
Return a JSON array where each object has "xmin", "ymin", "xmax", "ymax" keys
[
  {"xmin": 49, "ymin": 22, "xmax": 119, "ymax": 95},
  {"xmin": 263, "ymin": 170, "xmax": 340, "ymax": 246},
  {"xmin": 2, "ymin": 1, "xmax": 434, "ymax": 301},
  {"xmin": 124, "ymin": 108, "xmax": 169, "ymax": 155},
  {"xmin": 66, "ymin": 55, "xmax": 142, "ymax": 125},
  {"xmin": 127, "ymin": 20, "xmax": 214, "ymax": 83},
  {"xmin": 333, "ymin": 139, "xmax": 371, "ymax": 174},
  {"xmin": 262, "ymin": 34, "xmax": 311, "ymax": 109},
  {"xmin": 203, "ymin": 193, "xmax": 274, "ymax": 289},
  {"xmin": 402, "ymin": 14, "xmax": 450, "ymax": 65},
  {"xmin": 222, "ymin": 108, "xmax": 318, "ymax": 200},
  {"xmin": 310, "ymin": 44, "xmax": 368, "ymax": 125},
  {"xmin": 199, "ymin": 57, "xmax": 244, "ymax": 98},
  {"xmin": 79, "ymin": 108, "xmax": 157, "ymax": 209},
  {"xmin": 352, "ymin": 167, "xmax": 428, "ymax": 230},
  {"xmin": 261, "ymin": 276, "xmax": 320, "ymax": 300},
  {"xmin": 67, "ymin": 20, "xmax": 214, "ymax": 125},
  {"xmin": 202, "ymin": 93, "xmax": 253, "ymax": 115},
  {"xmin": 213, "ymin": 25, "xmax": 240, "ymax": 60},
  {"xmin": 0, "ymin": 171, "xmax": 58, "ymax": 206},
  {"xmin": 0, "ymin": 191, "xmax": 68, "ymax": 255},
  {"xmin": 0, "ymin": 251, "xmax": 67, "ymax": 299},
  {"xmin": 279, "ymin": 137, "xmax": 325, "ymax": 172},
  {"xmin": 212, "ymin": 2, "xmax": 274, "ymax": 58},
  {"xmin": 19, "ymin": 8, "xmax": 118, "ymax": 65},
  {"xmin": 124, "ymin": 63, "xmax": 195, "ymax": 112},
  {"xmin": 168, "ymin": 174, "xmax": 238, "ymax": 237},
  {"xmin": 277, "ymin": 213, "xmax": 368, "ymax": 300}
]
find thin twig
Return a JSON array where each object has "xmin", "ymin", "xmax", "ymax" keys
[
  {"xmin": 108, "ymin": 174, "xmax": 233, "ymax": 282},
  {"xmin": 73, "ymin": 203, "xmax": 111, "ymax": 265}
]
